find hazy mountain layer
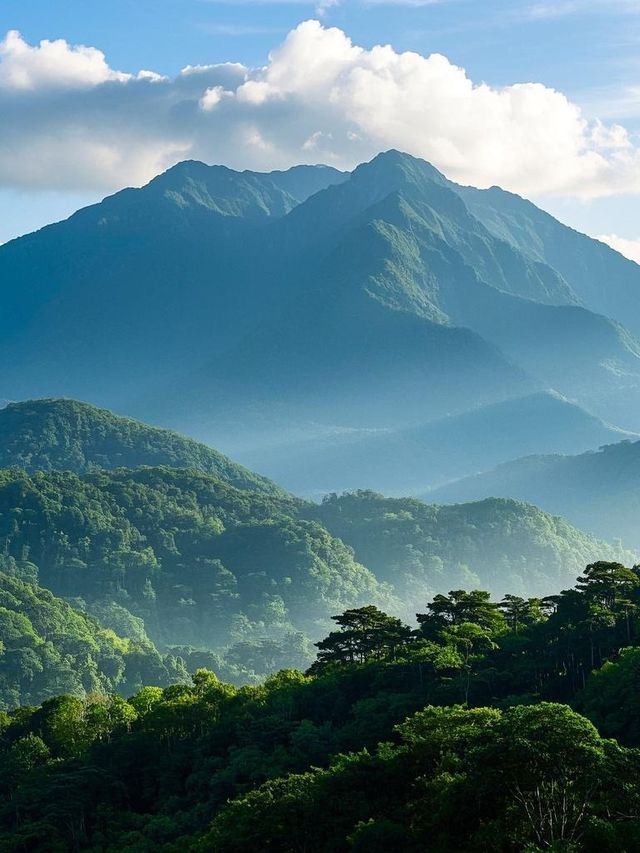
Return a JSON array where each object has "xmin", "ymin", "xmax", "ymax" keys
[
  {"xmin": 241, "ymin": 391, "xmax": 634, "ymax": 496},
  {"xmin": 432, "ymin": 439, "xmax": 640, "ymax": 549},
  {"xmin": 3, "ymin": 152, "xmax": 640, "ymax": 493}
]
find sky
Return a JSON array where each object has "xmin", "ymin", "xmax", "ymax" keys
[{"xmin": 2, "ymin": 0, "xmax": 640, "ymax": 256}]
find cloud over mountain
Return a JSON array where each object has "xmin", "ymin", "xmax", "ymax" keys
[{"xmin": 1, "ymin": 21, "xmax": 640, "ymax": 198}]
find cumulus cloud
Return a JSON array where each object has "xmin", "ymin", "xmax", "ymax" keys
[
  {"xmin": 0, "ymin": 29, "xmax": 131, "ymax": 90},
  {"xmin": 2, "ymin": 21, "xmax": 640, "ymax": 199},
  {"xmin": 598, "ymin": 234, "xmax": 640, "ymax": 264}
]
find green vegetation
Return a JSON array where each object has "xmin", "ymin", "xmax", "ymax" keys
[
  {"xmin": 307, "ymin": 490, "xmax": 633, "ymax": 602},
  {"xmin": 0, "ymin": 570, "xmax": 186, "ymax": 709},
  {"xmin": 0, "ymin": 399, "xmax": 283, "ymax": 494},
  {"xmin": 0, "ymin": 460, "xmax": 631, "ymax": 708},
  {"xmin": 0, "ymin": 467, "xmax": 381, "ymax": 683},
  {"xmin": 3, "ymin": 563, "xmax": 640, "ymax": 850},
  {"xmin": 0, "ymin": 464, "xmax": 628, "ymax": 708}
]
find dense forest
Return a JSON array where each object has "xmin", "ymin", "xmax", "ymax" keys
[
  {"xmin": 3, "ymin": 562, "xmax": 640, "ymax": 850},
  {"xmin": 0, "ymin": 462, "xmax": 631, "ymax": 707},
  {"xmin": 0, "ymin": 571, "xmax": 187, "ymax": 708},
  {"xmin": 0, "ymin": 399, "xmax": 282, "ymax": 495},
  {"xmin": 1, "ymin": 400, "xmax": 639, "ymax": 850}
]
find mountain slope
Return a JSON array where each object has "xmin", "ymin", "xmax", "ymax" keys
[
  {"xmin": 174, "ymin": 153, "xmax": 640, "ymax": 446},
  {"xmin": 0, "ymin": 398, "xmax": 284, "ymax": 495},
  {"xmin": 0, "ymin": 162, "xmax": 345, "ymax": 405},
  {"xmin": 3, "ymin": 151, "xmax": 640, "ymax": 486},
  {"xmin": 246, "ymin": 391, "xmax": 634, "ymax": 496},
  {"xmin": 432, "ymin": 439, "xmax": 640, "ymax": 549},
  {"xmin": 0, "ymin": 568, "xmax": 185, "ymax": 708},
  {"xmin": 456, "ymin": 182, "xmax": 640, "ymax": 334},
  {"xmin": 304, "ymin": 490, "xmax": 634, "ymax": 603}
]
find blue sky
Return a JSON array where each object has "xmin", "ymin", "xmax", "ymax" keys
[{"xmin": 2, "ymin": 0, "xmax": 640, "ymax": 252}]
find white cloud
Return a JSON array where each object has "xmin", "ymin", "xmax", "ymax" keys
[
  {"xmin": 3, "ymin": 21, "xmax": 640, "ymax": 199},
  {"xmin": 0, "ymin": 30, "xmax": 131, "ymax": 90},
  {"xmin": 597, "ymin": 233, "xmax": 640, "ymax": 264}
]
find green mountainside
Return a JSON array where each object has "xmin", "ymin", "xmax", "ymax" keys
[
  {"xmin": 0, "ymin": 569, "xmax": 186, "ymax": 709},
  {"xmin": 456, "ymin": 182, "xmax": 640, "ymax": 334},
  {"xmin": 0, "ymin": 466, "xmax": 379, "ymax": 657},
  {"xmin": 0, "ymin": 398, "xmax": 283, "ymax": 495},
  {"xmin": 3, "ymin": 152, "xmax": 640, "ymax": 495}
]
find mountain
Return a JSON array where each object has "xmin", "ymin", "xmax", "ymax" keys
[
  {"xmin": 0, "ymin": 398, "xmax": 284, "ymax": 495},
  {"xmin": 432, "ymin": 438, "xmax": 640, "ymax": 549},
  {"xmin": 456, "ymin": 182, "xmax": 640, "ymax": 335},
  {"xmin": 0, "ymin": 162, "xmax": 346, "ymax": 405},
  {"xmin": 304, "ymin": 490, "xmax": 633, "ymax": 603},
  {"xmin": 0, "ymin": 568, "xmax": 186, "ymax": 709},
  {"xmin": 3, "ymin": 151, "xmax": 640, "ymax": 490},
  {"xmin": 244, "ymin": 391, "xmax": 634, "ymax": 496}
]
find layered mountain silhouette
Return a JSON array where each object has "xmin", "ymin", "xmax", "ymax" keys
[
  {"xmin": 242, "ymin": 391, "xmax": 635, "ymax": 496},
  {"xmin": 3, "ymin": 151, "xmax": 640, "ymax": 494},
  {"xmin": 432, "ymin": 438, "xmax": 640, "ymax": 549}
]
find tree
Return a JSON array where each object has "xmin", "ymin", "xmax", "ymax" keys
[
  {"xmin": 417, "ymin": 590, "xmax": 506, "ymax": 640},
  {"xmin": 312, "ymin": 606, "xmax": 413, "ymax": 670}
]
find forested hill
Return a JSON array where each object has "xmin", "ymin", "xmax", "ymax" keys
[
  {"xmin": 4, "ymin": 563, "xmax": 640, "ymax": 850},
  {"xmin": 0, "ymin": 465, "xmax": 633, "ymax": 710},
  {"xmin": 0, "ymin": 570, "xmax": 187, "ymax": 708},
  {"xmin": 305, "ymin": 490, "xmax": 634, "ymax": 601},
  {"xmin": 0, "ymin": 398, "xmax": 284, "ymax": 495}
]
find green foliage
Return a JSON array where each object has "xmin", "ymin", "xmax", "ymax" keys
[
  {"xmin": 0, "ymin": 464, "xmax": 612, "ymax": 705},
  {"xmin": 203, "ymin": 703, "xmax": 640, "ymax": 853},
  {"xmin": 0, "ymin": 466, "xmax": 383, "ymax": 703},
  {"xmin": 307, "ymin": 490, "xmax": 630, "ymax": 601},
  {"xmin": 0, "ymin": 571, "xmax": 186, "ymax": 709},
  {"xmin": 0, "ymin": 398, "xmax": 284, "ymax": 495},
  {"xmin": 3, "ymin": 565, "xmax": 640, "ymax": 849}
]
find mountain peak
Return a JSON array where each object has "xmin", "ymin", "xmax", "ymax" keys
[{"xmin": 353, "ymin": 149, "xmax": 449, "ymax": 188}]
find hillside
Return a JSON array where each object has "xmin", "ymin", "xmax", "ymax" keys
[
  {"xmin": 4, "ymin": 564, "xmax": 640, "ymax": 850},
  {"xmin": 0, "ymin": 569, "xmax": 186, "ymax": 709},
  {"xmin": 0, "ymin": 465, "xmax": 626, "ymax": 681},
  {"xmin": 0, "ymin": 398, "xmax": 284, "ymax": 495},
  {"xmin": 0, "ymin": 467, "xmax": 382, "ymax": 656},
  {"xmin": 432, "ymin": 438, "xmax": 640, "ymax": 549},
  {"xmin": 304, "ymin": 490, "xmax": 634, "ymax": 603}
]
